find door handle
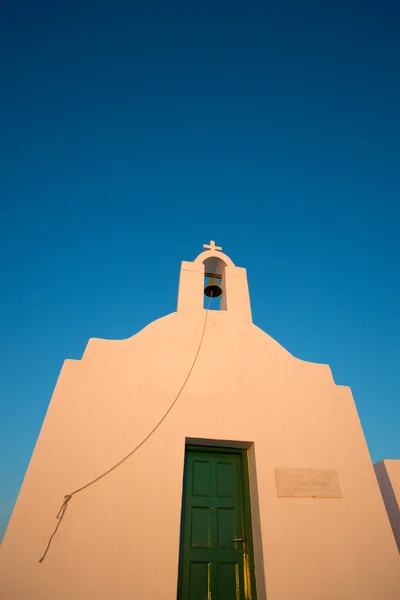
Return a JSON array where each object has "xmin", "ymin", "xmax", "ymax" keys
[{"xmin": 233, "ymin": 538, "xmax": 245, "ymax": 542}]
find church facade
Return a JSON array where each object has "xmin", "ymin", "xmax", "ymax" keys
[{"xmin": 0, "ymin": 242, "xmax": 399, "ymax": 599}]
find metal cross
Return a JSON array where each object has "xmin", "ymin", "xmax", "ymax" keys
[{"xmin": 203, "ymin": 240, "xmax": 222, "ymax": 252}]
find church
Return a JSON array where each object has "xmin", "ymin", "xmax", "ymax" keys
[{"xmin": 0, "ymin": 241, "xmax": 399, "ymax": 599}]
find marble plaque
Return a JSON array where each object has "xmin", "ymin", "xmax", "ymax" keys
[{"xmin": 275, "ymin": 468, "xmax": 342, "ymax": 498}]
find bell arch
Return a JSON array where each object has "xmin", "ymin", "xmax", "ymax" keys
[
  {"xmin": 177, "ymin": 241, "xmax": 252, "ymax": 320},
  {"xmin": 203, "ymin": 255, "xmax": 227, "ymax": 310},
  {"xmin": 194, "ymin": 249, "xmax": 235, "ymax": 268}
]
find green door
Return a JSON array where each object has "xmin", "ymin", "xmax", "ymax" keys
[{"xmin": 178, "ymin": 446, "xmax": 256, "ymax": 600}]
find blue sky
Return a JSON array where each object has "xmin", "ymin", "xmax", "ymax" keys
[{"xmin": 1, "ymin": 0, "xmax": 399, "ymax": 541}]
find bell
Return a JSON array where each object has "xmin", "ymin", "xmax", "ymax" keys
[{"xmin": 204, "ymin": 277, "xmax": 222, "ymax": 298}]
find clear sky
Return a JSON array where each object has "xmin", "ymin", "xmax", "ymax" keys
[{"xmin": 1, "ymin": 0, "xmax": 399, "ymax": 541}]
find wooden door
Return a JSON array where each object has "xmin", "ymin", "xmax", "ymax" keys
[{"xmin": 178, "ymin": 446, "xmax": 256, "ymax": 600}]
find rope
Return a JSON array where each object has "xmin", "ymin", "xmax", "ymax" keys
[{"xmin": 39, "ymin": 295, "xmax": 213, "ymax": 563}]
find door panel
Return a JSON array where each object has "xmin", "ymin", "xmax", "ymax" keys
[
  {"xmin": 217, "ymin": 562, "xmax": 240, "ymax": 599},
  {"xmin": 178, "ymin": 447, "xmax": 256, "ymax": 600},
  {"xmin": 189, "ymin": 562, "xmax": 211, "ymax": 600}
]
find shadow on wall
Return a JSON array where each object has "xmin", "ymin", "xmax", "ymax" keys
[{"xmin": 374, "ymin": 461, "xmax": 400, "ymax": 552}]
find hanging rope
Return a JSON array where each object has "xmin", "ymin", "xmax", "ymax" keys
[{"xmin": 39, "ymin": 294, "xmax": 213, "ymax": 563}]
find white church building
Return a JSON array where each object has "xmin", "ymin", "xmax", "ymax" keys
[{"xmin": 0, "ymin": 241, "xmax": 399, "ymax": 599}]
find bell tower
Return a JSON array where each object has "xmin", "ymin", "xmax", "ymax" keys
[{"xmin": 177, "ymin": 240, "xmax": 252, "ymax": 320}]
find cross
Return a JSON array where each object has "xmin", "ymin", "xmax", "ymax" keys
[{"xmin": 203, "ymin": 240, "xmax": 222, "ymax": 252}]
